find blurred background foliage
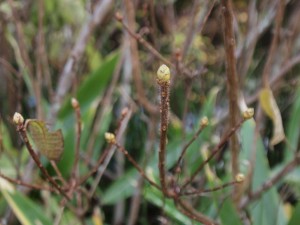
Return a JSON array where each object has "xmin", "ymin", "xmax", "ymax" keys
[{"xmin": 0, "ymin": 0, "xmax": 299, "ymax": 225}]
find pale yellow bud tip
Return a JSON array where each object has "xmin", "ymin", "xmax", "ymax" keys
[
  {"xmin": 13, "ymin": 112, "xmax": 24, "ymax": 125},
  {"xmin": 71, "ymin": 98, "xmax": 79, "ymax": 108},
  {"xmin": 235, "ymin": 173, "xmax": 245, "ymax": 183},
  {"xmin": 243, "ymin": 108, "xmax": 254, "ymax": 120},
  {"xmin": 157, "ymin": 64, "xmax": 171, "ymax": 83},
  {"xmin": 200, "ymin": 116, "xmax": 209, "ymax": 127},
  {"xmin": 105, "ymin": 132, "xmax": 116, "ymax": 144}
]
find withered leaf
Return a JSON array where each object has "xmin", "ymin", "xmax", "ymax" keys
[{"xmin": 259, "ymin": 88, "xmax": 285, "ymax": 147}]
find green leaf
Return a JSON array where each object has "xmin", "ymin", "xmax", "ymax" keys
[
  {"xmin": 240, "ymin": 119, "xmax": 287, "ymax": 225},
  {"xmin": 219, "ymin": 199, "xmax": 243, "ymax": 225},
  {"xmin": 144, "ymin": 187, "xmax": 196, "ymax": 225},
  {"xmin": 0, "ymin": 180, "xmax": 52, "ymax": 225},
  {"xmin": 102, "ymin": 88, "xmax": 219, "ymax": 204},
  {"xmin": 288, "ymin": 203, "xmax": 300, "ymax": 225},
  {"xmin": 58, "ymin": 52, "xmax": 119, "ymax": 120},
  {"xmin": 285, "ymin": 86, "xmax": 300, "ymax": 161},
  {"xmin": 25, "ymin": 119, "xmax": 64, "ymax": 161},
  {"xmin": 55, "ymin": 52, "xmax": 119, "ymax": 175}
]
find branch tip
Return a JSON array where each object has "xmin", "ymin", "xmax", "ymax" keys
[
  {"xmin": 157, "ymin": 64, "xmax": 171, "ymax": 84},
  {"xmin": 105, "ymin": 132, "xmax": 116, "ymax": 144},
  {"xmin": 13, "ymin": 112, "xmax": 24, "ymax": 125},
  {"xmin": 242, "ymin": 108, "xmax": 254, "ymax": 120}
]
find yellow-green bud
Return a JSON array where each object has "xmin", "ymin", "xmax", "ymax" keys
[
  {"xmin": 200, "ymin": 116, "xmax": 209, "ymax": 127},
  {"xmin": 71, "ymin": 98, "xmax": 80, "ymax": 109},
  {"xmin": 243, "ymin": 108, "xmax": 254, "ymax": 120},
  {"xmin": 157, "ymin": 64, "xmax": 171, "ymax": 83},
  {"xmin": 235, "ymin": 173, "xmax": 245, "ymax": 183},
  {"xmin": 13, "ymin": 112, "xmax": 24, "ymax": 125},
  {"xmin": 105, "ymin": 132, "xmax": 116, "ymax": 144}
]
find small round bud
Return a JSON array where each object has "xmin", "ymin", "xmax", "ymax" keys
[
  {"xmin": 157, "ymin": 64, "xmax": 171, "ymax": 83},
  {"xmin": 71, "ymin": 98, "xmax": 79, "ymax": 109},
  {"xmin": 13, "ymin": 112, "xmax": 24, "ymax": 125},
  {"xmin": 105, "ymin": 132, "xmax": 116, "ymax": 144},
  {"xmin": 200, "ymin": 116, "xmax": 209, "ymax": 127},
  {"xmin": 121, "ymin": 107, "xmax": 129, "ymax": 117},
  {"xmin": 235, "ymin": 173, "xmax": 245, "ymax": 183},
  {"xmin": 243, "ymin": 108, "xmax": 254, "ymax": 120},
  {"xmin": 115, "ymin": 12, "xmax": 123, "ymax": 21}
]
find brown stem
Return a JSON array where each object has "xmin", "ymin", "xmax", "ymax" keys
[
  {"xmin": 181, "ymin": 180, "xmax": 240, "ymax": 197},
  {"xmin": 176, "ymin": 198, "xmax": 218, "ymax": 225},
  {"xmin": 175, "ymin": 123, "xmax": 206, "ymax": 173},
  {"xmin": 0, "ymin": 172, "xmax": 55, "ymax": 192},
  {"xmin": 120, "ymin": 0, "xmax": 158, "ymax": 115},
  {"xmin": 115, "ymin": 143, "xmax": 160, "ymax": 190},
  {"xmin": 181, "ymin": 118, "xmax": 245, "ymax": 190},
  {"xmin": 115, "ymin": 13, "xmax": 193, "ymax": 78},
  {"xmin": 71, "ymin": 98, "xmax": 82, "ymax": 180},
  {"xmin": 158, "ymin": 81, "xmax": 170, "ymax": 195},
  {"xmin": 221, "ymin": 0, "xmax": 241, "ymax": 202},
  {"xmin": 240, "ymin": 153, "xmax": 300, "ymax": 209},
  {"xmin": 85, "ymin": 51, "xmax": 124, "ymax": 159},
  {"xmin": 261, "ymin": 0, "xmax": 285, "ymax": 87},
  {"xmin": 16, "ymin": 124, "xmax": 71, "ymax": 200},
  {"xmin": 49, "ymin": 0, "xmax": 113, "ymax": 124}
]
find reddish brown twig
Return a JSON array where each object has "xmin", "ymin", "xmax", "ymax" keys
[
  {"xmin": 221, "ymin": 0, "xmax": 241, "ymax": 203},
  {"xmin": 175, "ymin": 198, "xmax": 218, "ymax": 225},
  {"xmin": 0, "ymin": 172, "xmax": 55, "ymax": 192},
  {"xmin": 117, "ymin": 1, "xmax": 158, "ymax": 115},
  {"xmin": 114, "ymin": 143, "xmax": 160, "ymax": 190},
  {"xmin": 13, "ymin": 114, "xmax": 71, "ymax": 200},
  {"xmin": 261, "ymin": 0, "xmax": 285, "ymax": 87},
  {"xmin": 181, "ymin": 118, "xmax": 245, "ymax": 190},
  {"xmin": 181, "ymin": 180, "xmax": 241, "ymax": 197},
  {"xmin": 78, "ymin": 108, "xmax": 131, "ymax": 186},
  {"xmin": 49, "ymin": 0, "xmax": 113, "ymax": 124},
  {"xmin": 156, "ymin": 65, "xmax": 171, "ymax": 196},
  {"xmin": 175, "ymin": 118, "xmax": 208, "ymax": 174},
  {"xmin": 240, "ymin": 153, "xmax": 300, "ymax": 209},
  {"xmin": 115, "ymin": 12, "xmax": 172, "ymax": 67},
  {"xmin": 71, "ymin": 98, "xmax": 82, "ymax": 180}
]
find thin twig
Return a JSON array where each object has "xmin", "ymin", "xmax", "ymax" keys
[
  {"xmin": 71, "ymin": 98, "xmax": 82, "ymax": 180},
  {"xmin": 181, "ymin": 180, "xmax": 240, "ymax": 197},
  {"xmin": 176, "ymin": 198, "xmax": 218, "ymax": 225},
  {"xmin": 240, "ymin": 153, "xmax": 300, "ymax": 209},
  {"xmin": 182, "ymin": 1, "xmax": 215, "ymax": 59},
  {"xmin": 78, "ymin": 108, "xmax": 131, "ymax": 185},
  {"xmin": 85, "ymin": 49, "xmax": 124, "ymax": 159},
  {"xmin": 115, "ymin": 12, "xmax": 172, "ymax": 67},
  {"xmin": 119, "ymin": 0, "xmax": 158, "ymax": 115},
  {"xmin": 261, "ymin": 0, "xmax": 285, "ymax": 87},
  {"xmin": 114, "ymin": 143, "xmax": 161, "ymax": 190},
  {"xmin": 181, "ymin": 118, "xmax": 245, "ymax": 190},
  {"xmin": 221, "ymin": 0, "xmax": 241, "ymax": 203},
  {"xmin": 0, "ymin": 172, "xmax": 55, "ymax": 192},
  {"xmin": 88, "ymin": 108, "xmax": 132, "ymax": 198},
  {"xmin": 157, "ymin": 79, "xmax": 170, "ymax": 196},
  {"xmin": 14, "ymin": 120, "xmax": 71, "ymax": 200},
  {"xmin": 49, "ymin": 0, "xmax": 113, "ymax": 124},
  {"xmin": 175, "ymin": 122, "xmax": 207, "ymax": 173}
]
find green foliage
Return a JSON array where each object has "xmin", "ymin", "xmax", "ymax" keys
[{"xmin": 0, "ymin": 186, "xmax": 52, "ymax": 225}]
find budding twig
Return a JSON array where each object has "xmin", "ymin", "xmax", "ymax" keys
[
  {"xmin": 181, "ymin": 118, "xmax": 247, "ymax": 190},
  {"xmin": 175, "ymin": 117, "xmax": 209, "ymax": 173},
  {"xmin": 13, "ymin": 112, "xmax": 71, "ymax": 200},
  {"xmin": 156, "ymin": 65, "xmax": 171, "ymax": 196}
]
